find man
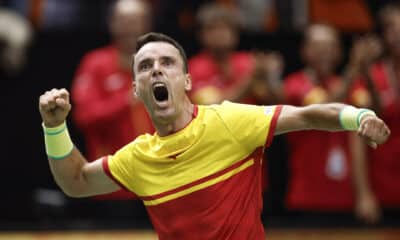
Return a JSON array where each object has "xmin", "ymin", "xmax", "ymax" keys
[
  {"xmin": 189, "ymin": 3, "xmax": 283, "ymax": 105},
  {"xmin": 283, "ymin": 23, "xmax": 371, "ymax": 212},
  {"xmin": 189, "ymin": 3, "xmax": 253, "ymax": 105},
  {"xmin": 39, "ymin": 33, "xmax": 390, "ymax": 239},
  {"xmin": 71, "ymin": 0, "xmax": 153, "ymax": 199},
  {"xmin": 352, "ymin": 2, "xmax": 400, "ymax": 224}
]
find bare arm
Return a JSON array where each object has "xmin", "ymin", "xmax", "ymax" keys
[
  {"xmin": 48, "ymin": 148, "xmax": 120, "ymax": 197},
  {"xmin": 350, "ymin": 133, "xmax": 381, "ymax": 224},
  {"xmin": 275, "ymin": 103, "xmax": 390, "ymax": 148},
  {"xmin": 39, "ymin": 89, "xmax": 120, "ymax": 197}
]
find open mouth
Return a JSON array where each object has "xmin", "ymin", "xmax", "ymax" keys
[{"xmin": 153, "ymin": 83, "xmax": 169, "ymax": 102}]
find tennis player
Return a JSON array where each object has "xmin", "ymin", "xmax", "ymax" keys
[{"xmin": 39, "ymin": 33, "xmax": 390, "ymax": 239}]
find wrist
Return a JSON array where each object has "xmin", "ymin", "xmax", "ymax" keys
[
  {"xmin": 339, "ymin": 106, "xmax": 376, "ymax": 130},
  {"xmin": 43, "ymin": 120, "xmax": 66, "ymax": 128},
  {"xmin": 42, "ymin": 121, "xmax": 74, "ymax": 159},
  {"xmin": 356, "ymin": 189, "xmax": 376, "ymax": 201}
]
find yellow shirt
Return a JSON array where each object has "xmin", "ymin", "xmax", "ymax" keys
[{"xmin": 102, "ymin": 101, "xmax": 282, "ymax": 239}]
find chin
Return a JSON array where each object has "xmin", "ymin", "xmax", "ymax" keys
[{"xmin": 153, "ymin": 107, "xmax": 177, "ymax": 123}]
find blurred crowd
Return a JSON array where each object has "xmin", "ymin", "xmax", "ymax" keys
[{"xmin": 0, "ymin": 0, "xmax": 399, "ymax": 227}]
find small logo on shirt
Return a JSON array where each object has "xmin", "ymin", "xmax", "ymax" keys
[{"xmin": 264, "ymin": 106, "xmax": 273, "ymax": 115}]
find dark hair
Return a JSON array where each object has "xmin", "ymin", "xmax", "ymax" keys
[{"xmin": 135, "ymin": 32, "xmax": 188, "ymax": 73}]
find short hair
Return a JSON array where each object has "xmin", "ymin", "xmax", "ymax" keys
[
  {"xmin": 196, "ymin": 3, "xmax": 241, "ymax": 29},
  {"xmin": 135, "ymin": 32, "xmax": 188, "ymax": 73}
]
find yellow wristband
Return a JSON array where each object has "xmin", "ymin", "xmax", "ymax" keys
[
  {"xmin": 339, "ymin": 106, "xmax": 376, "ymax": 130},
  {"xmin": 42, "ymin": 121, "xmax": 74, "ymax": 160}
]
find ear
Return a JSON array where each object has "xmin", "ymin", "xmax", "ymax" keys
[
  {"xmin": 184, "ymin": 74, "xmax": 192, "ymax": 91},
  {"xmin": 132, "ymin": 81, "xmax": 139, "ymax": 98}
]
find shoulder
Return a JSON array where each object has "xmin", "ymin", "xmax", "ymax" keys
[
  {"xmin": 370, "ymin": 61, "xmax": 388, "ymax": 83},
  {"xmin": 112, "ymin": 133, "xmax": 153, "ymax": 159},
  {"xmin": 80, "ymin": 45, "xmax": 117, "ymax": 66},
  {"xmin": 231, "ymin": 51, "xmax": 254, "ymax": 70},
  {"xmin": 189, "ymin": 52, "xmax": 215, "ymax": 75},
  {"xmin": 284, "ymin": 71, "xmax": 307, "ymax": 84},
  {"xmin": 207, "ymin": 101, "xmax": 260, "ymax": 117},
  {"xmin": 189, "ymin": 52, "xmax": 212, "ymax": 66},
  {"xmin": 232, "ymin": 51, "xmax": 253, "ymax": 61}
]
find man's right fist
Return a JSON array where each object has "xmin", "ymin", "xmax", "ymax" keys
[{"xmin": 39, "ymin": 88, "xmax": 71, "ymax": 127}]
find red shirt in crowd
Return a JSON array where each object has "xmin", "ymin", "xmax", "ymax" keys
[
  {"xmin": 188, "ymin": 51, "xmax": 256, "ymax": 105},
  {"xmin": 284, "ymin": 71, "xmax": 369, "ymax": 210},
  {"xmin": 71, "ymin": 45, "xmax": 154, "ymax": 199},
  {"xmin": 367, "ymin": 61, "xmax": 400, "ymax": 207}
]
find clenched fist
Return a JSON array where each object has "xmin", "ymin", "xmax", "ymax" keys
[
  {"xmin": 39, "ymin": 88, "xmax": 71, "ymax": 127},
  {"xmin": 359, "ymin": 115, "xmax": 390, "ymax": 149}
]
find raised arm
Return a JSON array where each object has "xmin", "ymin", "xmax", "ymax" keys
[
  {"xmin": 39, "ymin": 88, "xmax": 120, "ymax": 197},
  {"xmin": 275, "ymin": 103, "xmax": 390, "ymax": 148}
]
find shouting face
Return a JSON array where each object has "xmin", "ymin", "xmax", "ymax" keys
[{"xmin": 133, "ymin": 42, "xmax": 192, "ymax": 124}]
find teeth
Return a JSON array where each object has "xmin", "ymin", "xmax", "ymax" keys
[{"xmin": 153, "ymin": 82, "xmax": 165, "ymax": 88}]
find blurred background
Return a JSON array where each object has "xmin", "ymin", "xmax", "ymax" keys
[{"xmin": 0, "ymin": 0, "xmax": 399, "ymax": 238}]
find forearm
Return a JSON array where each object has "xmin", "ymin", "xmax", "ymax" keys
[
  {"xmin": 302, "ymin": 103, "xmax": 347, "ymax": 131},
  {"xmin": 48, "ymin": 148, "xmax": 91, "ymax": 197},
  {"xmin": 43, "ymin": 121, "xmax": 91, "ymax": 197},
  {"xmin": 40, "ymin": 88, "xmax": 121, "ymax": 198},
  {"xmin": 350, "ymin": 133, "xmax": 374, "ymax": 197},
  {"xmin": 276, "ymin": 103, "xmax": 376, "ymax": 135}
]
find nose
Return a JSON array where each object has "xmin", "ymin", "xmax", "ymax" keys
[{"xmin": 151, "ymin": 61, "xmax": 163, "ymax": 77}]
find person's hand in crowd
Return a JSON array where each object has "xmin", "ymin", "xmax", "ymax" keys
[
  {"xmin": 251, "ymin": 52, "xmax": 284, "ymax": 103},
  {"xmin": 348, "ymin": 35, "xmax": 383, "ymax": 76},
  {"xmin": 355, "ymin": 191, "xmax": 381, "ymax": 224},
  {"xmin": 253, "ymin": 51, "xmax": 284, "ymax": 81}
]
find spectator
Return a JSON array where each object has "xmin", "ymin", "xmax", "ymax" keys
[
  {"xmin": 71, "ymin": 0, "xmax": 154, "ymax": 200},
  {"xmin": 189, "ymin": 2, "xmax": 283, "ymax": 105},
  {"xmin": 189, "ymin": 3, "xmax": 285, "ymax": 194},
  {"xmin": 352, "ymin": 2, "xmax": 400, "ymax": 224},
  {"xmin": 283, "ymin": 23, "xmax": 370, "ymax": 212}
]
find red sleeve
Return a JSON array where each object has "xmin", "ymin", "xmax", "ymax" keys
[
  {"xmin": 98, "ymin": 156, "xmax": 138, "ymax": 200},
  {"xmin": 265, "ymin": 105, "xmax": 283, "ymax": 147},
  {"xmin": 71, "ymin": 53, "xmax": 131, "ymax": 128}
]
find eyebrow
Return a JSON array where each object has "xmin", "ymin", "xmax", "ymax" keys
[{"xmin": 138, "ymin": 58, "xmax": 152, "ymax": 65}]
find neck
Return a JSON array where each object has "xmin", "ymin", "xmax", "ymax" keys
[
  {"xmin": 154, "ymin": 96, "xmax": 195, "ymax": 137},
  {"xmin": 209, "ymin": 49, "xmax": 230, "ymax": 64}
]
